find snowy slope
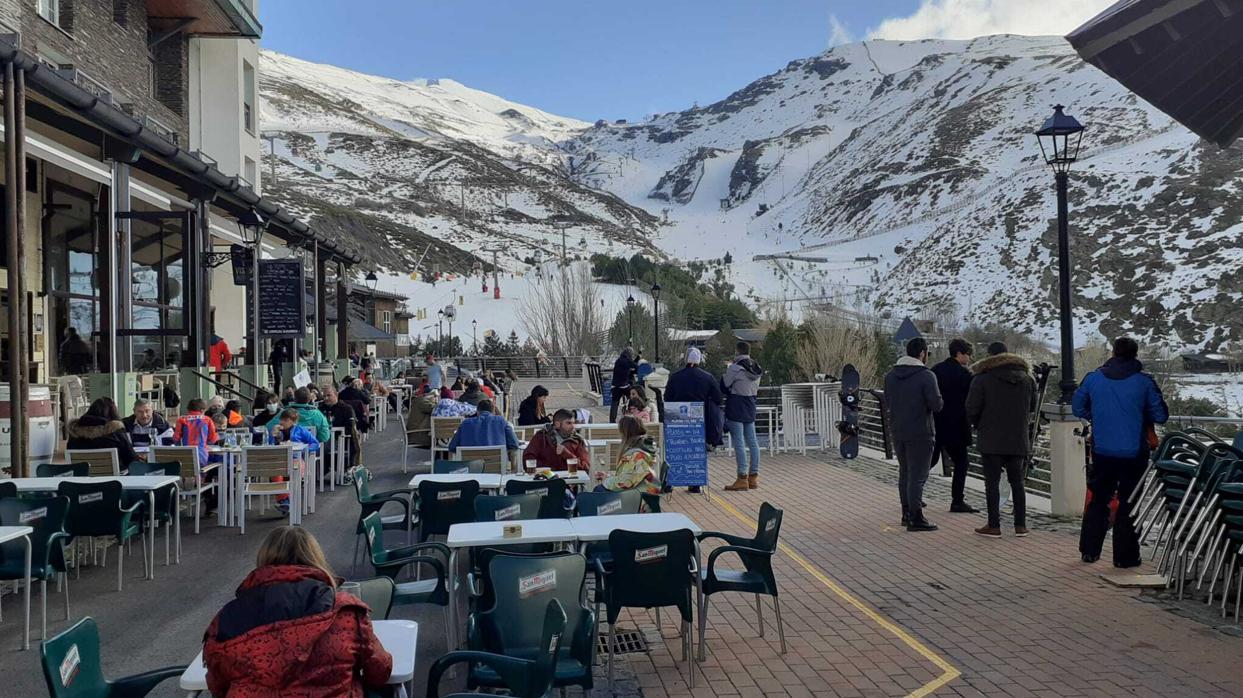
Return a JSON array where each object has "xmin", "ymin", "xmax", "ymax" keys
[{"xmin": 571, "ymin": 35, "xmax": 1243, "ymax": 350}]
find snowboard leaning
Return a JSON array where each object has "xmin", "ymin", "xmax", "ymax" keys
[{"xmin": 837, "ymin": 364, "xmax": 861, "ymax": 460}]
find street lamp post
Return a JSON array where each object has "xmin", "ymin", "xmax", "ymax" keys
[
  {"xmin": 651, "ymin": 282, "xmax": 662, "ymax": 364},
  {"xmin": 1035, "ymin": 105, "xmax": 1085, "ymax": 404},
  {"xmin": 626, "ymin": 294, "xmax": 636, "ymax": 346},
  {"xmin": 472, "ymin": 319, "xmax": 478, "ymax": 356},
  {"xmin": 437, "ymin": 309, "xmax": 445, "ymax": 351}
]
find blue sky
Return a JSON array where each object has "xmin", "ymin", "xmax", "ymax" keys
[
  {"xmin": 258, "ymin": 1, "xmax": 920, "ymax": 121},
  {"xmin": 258, "ymin": 1, "xmax": 1112, "ymax": 121}
]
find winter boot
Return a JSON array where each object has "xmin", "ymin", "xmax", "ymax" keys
[
  {"xmin": 724, "ymin": 476, "xmax": 749, "ymax": 491},
  {"xmin": 747, "ymin": 474, "xmax": 758, "ymax": 489}
]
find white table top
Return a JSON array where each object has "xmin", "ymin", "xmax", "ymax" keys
[
  {"xmin": 570, "ymin": 513, "xmax": 702, "ymax": 541},
  {"xmin": 178, "ymin": 618, "xmax": 418, "ymax": 690},
  {"xmin": 447, "ymin": 518, "xmax": 577, "ymax": 548},
  {"xmin": 410, "ymin": 472, "xmax": 591, "ymax": 489},
  {"xmin": 135, "ymin": 443, "xmax": 306, "ymax": 454},
  {"xmin": 7, "ymin": 475, "xmax": 180, "ymax": 492},
  {"xmin": 755, "ymin": 405, "xmax": 779, "ymax": 413},
  {"xmin": 0, "ymin": 525, "xmax": 33, "ymax": 544}
]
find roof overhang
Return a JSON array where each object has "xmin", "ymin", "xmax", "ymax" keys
[
  {"xmin": 146, "ymin": 0, "xmax": 262, "ymax": 39},
  {"xmin": 1067, "ymin": 0, "xmax": 1243, "ymax": 147},
  {"xmin": 0, "ymin": 37, "xmax": 359, "ymax": 265}
]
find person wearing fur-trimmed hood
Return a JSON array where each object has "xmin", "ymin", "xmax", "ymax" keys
[{"xmin": 965, "ymin": 342, "xmax": 1037, "ymax": 538}]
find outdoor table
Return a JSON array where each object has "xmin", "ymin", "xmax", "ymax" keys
[
  {"xmin": 0, "ymin": 526, "xmax": 33, "ymax": 650},
  {"xmin": 444, "ymin": 518, "xmax": 578, "ymax": 651},
  {"xmin": 8, "ymin": 476, "xmax": 180, "ymax": 580},
  {"xmin": 178, "ymin": 618, "xmax": 418, "ymax": 696},
  {"xmin": 569, "ymin": 512, "xmax": 703, "ymax": 540},
  {"xmin": 219, "ymin": 442, "xmax": 308, "ymax": 528},
  {"xmin": 135, "ymin": 444, "xmax": 231, "ymax": 530},
  {"xmin": 409, "ymin": 472, "xmax": 591, "ymax": 491},
  {"xmin": 755, "ymin": 405, "xmax": 779, "ymax": 455}
]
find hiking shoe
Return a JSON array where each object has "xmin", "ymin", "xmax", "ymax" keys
[
  {"xmin": 747, "ymin": 474, "xmax": 758, "ymax": 489},
  {"xmin": 974, "ymin": 526, "xmax": 1002, "ymax": 538},
  {"xmin": 950, "ymin": 502, "xmax": 979, "ymax": 513},
  {"xmin": 906, "ymin": 520, "xmax": 938, "ymax": 532},
  {"xmin": 1014, "ymin": 527, "xmax": 1030, "ymax": 538},
  {"xmin": 724, "ymin": 477, "xmax": 749, "ymax": 491}
]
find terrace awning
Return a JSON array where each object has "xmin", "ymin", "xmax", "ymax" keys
[{"xmin": 1067, "ymin": 0, "xmax": 1243, "ymax": 147}]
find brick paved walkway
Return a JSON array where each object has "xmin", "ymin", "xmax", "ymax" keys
[{"xmin": 626, "ymin": 452, "xmax": 1243, "ymax": 697}]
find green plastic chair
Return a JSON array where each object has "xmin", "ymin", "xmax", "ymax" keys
[
  {"xmin": 0, "ymin": 496, "xmax": 71, "ymax": 639},
  {"xmin": 503, "ymin": 478, "xmax": 569, "ymax": 519},
  {"xmin": 467, "ymin": 552, "xmax": 595, "ymax": 693},
  {"xmin": 698, "ymin": 502, "xmax": 786, "ymax": 658},
  {"xmin": 56, "ymin": 480, "xmax": 144, "ymax": 591},
  {"xmin": 417, "ymin": 479, "xmax": 480, "ymax": 542},
  {"xmin": 352, "ymin": 467, "xmax": 417, "ymax": 573},
  {"xmin": 427, "ymin": 598, "xmax": 566, "ymax": 698},
  {"xmin": 41, "ymin": 617, "xmax": 185, "ymax": 697},
  {"xmin": 125, "ymin": 462, "xmax": 180, "ymax": 568},
  {"xmin": 473, "ymin": 494, "xmax": 542, "ymax": 523},
  {"xmin": 433, "ymin": 459, "xmax": 484, "ymax": 474},
  {"xmin": 351, "ymin": 576, "xmax": 396, "ymax": 620},
  {"xmin": 36, "ymin": 463, "xmax": 90, "ymax": 478},
  {"xmin": 361, "ymin": 512, "xmax": 450, "ymax": 615}
]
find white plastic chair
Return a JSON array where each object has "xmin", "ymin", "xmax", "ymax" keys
[
  {"xmin": 454, "ymin": 445, "xmax": 510, "ymax": 474},
  {"xmin": 65, "ymin": 449, "xmax": 121, "ymax": 477},
  {"xmin": 238, "ymin": 445, "xmax": 298, "ymax": 533},
  {"xmin": 150, "ymin": 446, "xmax": 218, "ymax": 535}
]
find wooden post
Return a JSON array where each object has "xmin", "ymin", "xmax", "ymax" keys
[
  {"xmin": 316, "ymin": 246, "xmax": 327, "ymax": 362},
  {"xmin": 336, "ymin": 261, "xmax": 349, "ymax": 360},
  {"xmin": 4, "ymin": 62, "xmax": 29, "ymax": 475}
]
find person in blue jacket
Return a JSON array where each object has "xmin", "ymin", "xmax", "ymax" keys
[
  {"xmin": 1072, "ymin": 336, "xmax": 1168, "ymax": 567},
  {"xmin": 447, "ymin": 399, "xmax": 519, "ymax": 454}
]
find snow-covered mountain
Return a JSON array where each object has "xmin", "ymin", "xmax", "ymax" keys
[
  {"xmin": 260, "ymin": 36, "xmax": 1243, "ymax": 350},
  {"xmin": 258, "ymin": 50, "xmax": 661, "ymax": 275}
]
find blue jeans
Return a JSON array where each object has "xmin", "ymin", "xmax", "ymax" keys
[{"xmin": 726, "ymin": 419, "xmax": 760, "ymax": 476}]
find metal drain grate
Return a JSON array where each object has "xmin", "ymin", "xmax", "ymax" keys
[{"xmin": 597, "ymin": 629, "xmax": 649, "ymax": 655}]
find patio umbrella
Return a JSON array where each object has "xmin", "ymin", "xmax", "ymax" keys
[{"xmin": 1067, "ymin": 0, "xmax": 1243, "ymax": 147}]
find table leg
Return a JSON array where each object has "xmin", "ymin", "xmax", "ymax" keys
[
  {"xmin": 147, "ymin": 491, "xmax": 156, "ymax": 580},
  {"xmin": 22, "ymin": 535, "xmax": 31, "ymax": 651},
  {"xmin": 175, "ymin": 483, "xmax": 182, "ymax": 563}
]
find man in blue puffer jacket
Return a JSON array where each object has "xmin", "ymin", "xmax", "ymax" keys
[{"xmin": 1072, "ymin": 336, "xmax": 1168, "ymax": 567}]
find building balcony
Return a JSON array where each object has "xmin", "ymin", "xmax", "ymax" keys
[{"xmin": 145, "ymin": 0, "xmax": 262, "ymax": 39}]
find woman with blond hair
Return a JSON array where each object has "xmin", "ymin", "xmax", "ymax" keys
[
  {"xmin": 203, "ymin": 526, "xmax": 392, "ymax": 696},
  {"xmin": 595, "ymin": 415, "xmax": 662, "ymax": 496}
]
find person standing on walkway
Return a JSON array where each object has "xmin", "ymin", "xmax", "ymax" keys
[
  {"xmin": 609, "ymin": 347, "xmax": 638, "ymax": 422},
  {"xmin": 425, "ymin": 355, "xmax": 445, "ymax": 391},
  {"xmin": 665, "ymin": 347, "xmax": 724, "ymax": 493},
  {"xmin": 965, "ymin": 343, "xmax": 1036, "ymax": 538},
  {"xmin": 723, "ymin": 341, "xmax": 764, "ymax": 491},
  {"xmin": 883, "ymin": 337, "xmax": 943, "ymax": 532},
  {"xmin": 932, "ymin": 338, "xmax": 978, "ymax": 513},
  {"xmin": 1073, "ymin": 336, "xmax": 1168, "ymax": 566}
]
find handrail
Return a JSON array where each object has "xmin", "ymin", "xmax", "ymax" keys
[
  {"xmin": 218, "ymin": 369, "xmax": 263, "ymax": 395},
  {"xmin": 189, "ymin": 370, "xmax": 246, "ymax": 401}
]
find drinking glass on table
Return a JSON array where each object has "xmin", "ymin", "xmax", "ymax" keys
[
  {"xmin": 524, "ymin": 458, "xmax": 537, "ymax": 475},
  {"xmin": 339, "ymin": 581, "xmax": 361, "ymax": 598},
  {"xmin": 566, "ymin": 458, "xmax": 579, "ymax": 474}
]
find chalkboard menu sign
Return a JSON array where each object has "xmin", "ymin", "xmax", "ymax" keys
[
  {"xmin": 664, "ymin": 401, "xmax": 708, "ymax": 487},
  {"xmin": 258, "ymin": 259, "xmax": 305, "ymax": 338}
]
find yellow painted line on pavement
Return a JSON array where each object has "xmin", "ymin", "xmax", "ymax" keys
[{"xmin": 709, "ymin": 494, "xmax": 962, "ymax": 698}]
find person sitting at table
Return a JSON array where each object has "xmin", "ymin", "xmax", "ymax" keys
[
  {"xmin": 66, "ymin": 396, "xmax": 139, "ymax": 468},
  {"xmin": 433, "ymin": 387, "xmax": 477, "ymax": 418},
  {"xmin": 447, "ymin": 399, "xmax": 519, "ymax": 456},
  {"xmin": 320, "ymin": 385, "xmax": 360, "ymax": 470},
  {"xmin": 339, "ymin": 376, "xmax": 369, "ymax": 406},
  {"xmin": 595, "ymin": 415, "xmax": 662, "ymax": 497},
  {"xmin": 251, "ymin": 389, "xmax": 282, "ymax": 430},
  {"xmin": 289, "ymin": 387, "xmax": 332, "ymax": 445},
  {"xmin": 122, "ymin": 397, "xmax": 173, "ymax": 447},
  {"xmin": 223, "ymin": 399, "xmax": 250, "ymax": 428},
  {"xmin": 457, "ymin": 379, "xmax": 486, "ymax": 407},
  {"xmin": 622, "ymin": 396, "xmax": 653, "ymax": 423},
  {"xmin": 203, "ymin": 526, "xmax": 392, "ymax": 696},
  {"xmin": 517, "ymin": 385, "xmax": 551, "ymax": 426},
  {"xmin": 405, "ymin": 390, "xmax": 439, "ymax": 449},
  {"xmin": 523, "ymin": 408, "xmax": 591, "ymax": 472},
  {"xmin": 269, "ymin": 408, "xmax": 321, "ymax": 514}
]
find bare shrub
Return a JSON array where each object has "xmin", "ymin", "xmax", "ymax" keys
[{"xmin": 518, "ymin": 263, "xmax": 609, "ymax": 358}]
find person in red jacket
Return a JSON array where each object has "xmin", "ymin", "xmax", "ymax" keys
[
  {"xmin": 522, "ymin": 408, "xmax": 592, "ymax": 472},
  {"xmin": 208, "ymin": 334, "xmax": 232, "ymax": 373},
  {"xmin": 203, "ymin": 526, "xmax": 392, "ymax": 697}
]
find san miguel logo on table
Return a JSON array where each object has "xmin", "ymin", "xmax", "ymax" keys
[
  {"xmin": 635, "ymin": 544, "xmax": 668, "ymax": 564},
  {"xmin": 518, "ymin": 569, "xmax": 557, "ymax": 597}
]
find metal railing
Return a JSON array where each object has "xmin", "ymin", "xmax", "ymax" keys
[{"xmin": 374, "ymin": 355, "xmax": 595, "ymax": 381}]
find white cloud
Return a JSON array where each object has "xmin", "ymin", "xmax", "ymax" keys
[
  {"xmin": 866, "ymin": 0, "xmax": 1116, "ymax": 41},
  {"xmin": 828, "ymin": 14, "xmax": 853, "ymax": 48}
]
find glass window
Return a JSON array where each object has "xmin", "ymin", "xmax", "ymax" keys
[
  {"xmin": 37, "ymin": 0, "xmax": 60, "ymax": 27},
  {"xmin": 243, "ymin": 60, "xmax": 256, "ymax": 134},
  {"xmin": 45, "ymin": 183, "xmax": 101, "ymax": 377},
  {"xmin": 130, "ymin": 216, "xmax": 186, "ymax": 331}
]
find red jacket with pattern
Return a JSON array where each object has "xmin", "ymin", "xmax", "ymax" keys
[{"xmin": 203, "ymin": 565, "xmax": 392, "ymax": 697}]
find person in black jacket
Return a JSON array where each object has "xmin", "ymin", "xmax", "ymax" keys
[
  {"xmin": 931, "ymin": 338, "xmax": 978, "ymax": 513},
  {"xmin": 66, "ymin": 397, "xmax": 138, "ymax": 468},
  {"xmin": 883, "ymin": 338, "xmax": 944, "ymax": 532},
  {"xmin": 517, "ymin": 385, "xmax": 552, "ymax": 426},
  {"xmin": 319, "ymin": 385, "xmax": 359, "ymax": 471},
  {"xmin": 121, "ymin": 398, "xmax": 173, "ymax": 447},
  {"xmin": 609, "ymin": 347, "xmax": 638, "ymax": 421}
]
